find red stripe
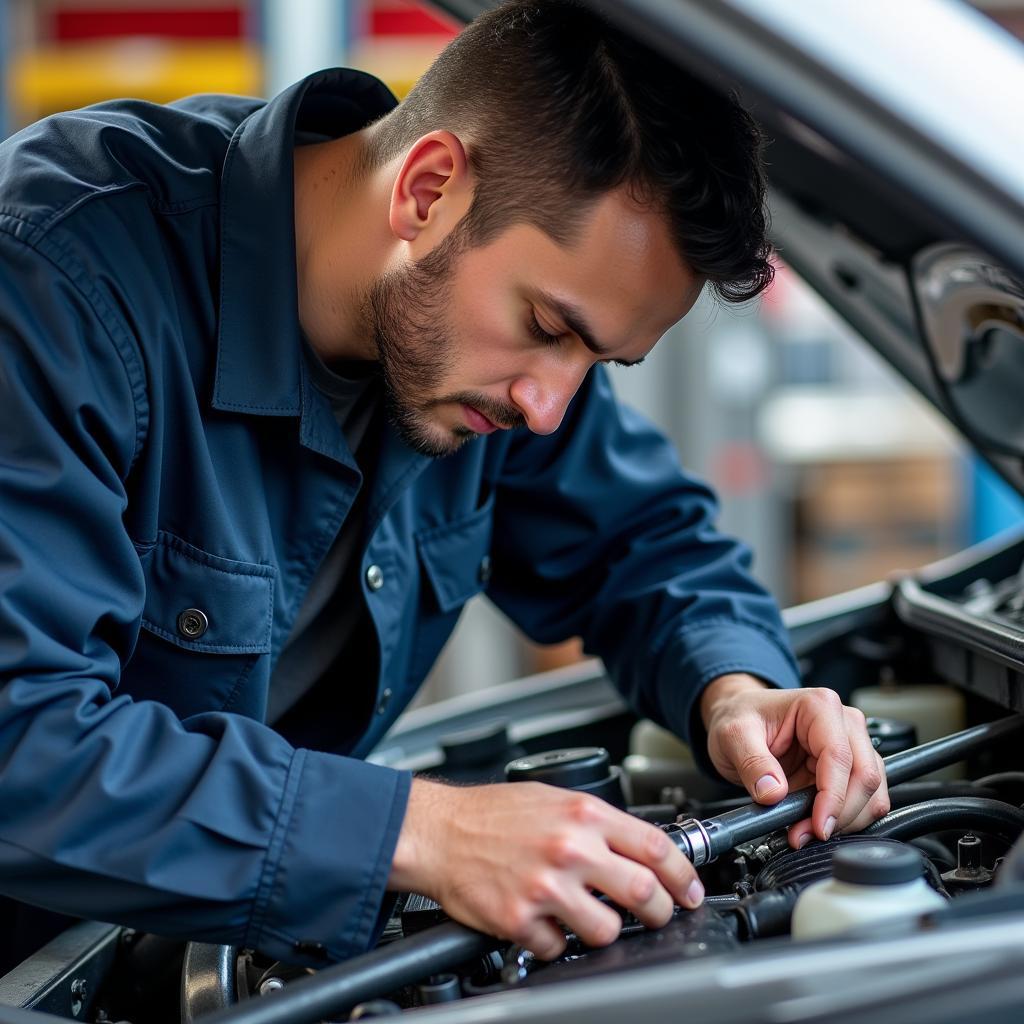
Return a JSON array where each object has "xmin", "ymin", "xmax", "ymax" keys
[
  {"xmin": 370, "ymin": 5, "xmax": 458, "ymax": 37},
  {"xmin": 53, "ymin": 8, "xmax": 244, "ymax": 41}
]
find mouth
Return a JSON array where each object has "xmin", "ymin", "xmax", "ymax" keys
[{"xmin": 461, "ymin": 403, "xmax": 500, "ymax": 434}]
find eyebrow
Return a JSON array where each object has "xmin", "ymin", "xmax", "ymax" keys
[{"xmin": 535, "ymin": 291, "xmax": 644, "ymax": 367}]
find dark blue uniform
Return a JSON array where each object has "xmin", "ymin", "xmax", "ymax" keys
[{"xmin": 0, "ymin": 69, "xmax": 798, "ymax": 967}]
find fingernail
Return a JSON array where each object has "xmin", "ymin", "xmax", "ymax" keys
[
  {"xmin": 824, "ymin": 816, "xmax": 836, "ymax": 840},
  {"xmin": 686, "ymin": 879, "xmax": 704, "ymax": 906},
  {"xmin": 754, "ymin": 774, "xmax": 779, "ymax": 800},
  {"xmin": 796, "ymin": 832, "xmax": 811, "ymax": 849}
]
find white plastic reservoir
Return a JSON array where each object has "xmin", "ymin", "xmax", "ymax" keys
[{"xmin": 792, "ymin": 843, "xmax": 945, "ymax": 940}]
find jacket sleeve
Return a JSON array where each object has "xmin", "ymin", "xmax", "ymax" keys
[
  {"xmin": 0, "ymin": 231, "xmax": 408, "ymax": 963},
  {"xmin": 487, "ymin": 366, "xmax": 800, "ymax": 765}
]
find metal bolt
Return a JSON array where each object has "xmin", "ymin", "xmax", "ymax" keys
[
  {"xmin": 259, "ymin": 978, "xmax": 285, "ymax": 997},
  {"xmin": 69, "ymin": 978, "xmax": 88, "ymax": 1017}
]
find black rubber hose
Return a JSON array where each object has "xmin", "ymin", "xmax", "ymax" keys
[
  {"xmin": 667, "ymin": 715, "xmax": 1024, "ymax": 864},
  {"xmin": 863, "ymin": 797, "xmax": 1024, "ymax": 846},
  {"xmin": 196, "ymin": 923, "xmax": 498, "ymax": 1024},
  {"xmin": 888, "ymin": 781, "xmax": 999, "ymax": 809},
  {"xmin": 975, "ymin": 772, "xmax": 1024, "ymax": 805}
]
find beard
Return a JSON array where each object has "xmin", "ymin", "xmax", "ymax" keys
[{"xmin": 366, "ymin": 229, "xmax": 524, "ymax": 458}]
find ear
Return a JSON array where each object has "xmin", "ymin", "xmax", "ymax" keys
[{"xmin": 388, "ymin": 130, "xmax": 472, "ymax": 246}]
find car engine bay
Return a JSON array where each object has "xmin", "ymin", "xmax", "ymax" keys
[{"xmin": 5, "ymin": 532, "xmax": 1024, "ymax": 1024}]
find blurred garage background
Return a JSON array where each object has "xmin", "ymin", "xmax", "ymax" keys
[{"xmin": 3, "ymin": 0, "xmax": 1022, "ymax": 702}]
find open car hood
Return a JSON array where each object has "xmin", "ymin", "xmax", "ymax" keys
[{"xmin": 428, "ymin": 0, "xmax": 1024, "ymax": 495}]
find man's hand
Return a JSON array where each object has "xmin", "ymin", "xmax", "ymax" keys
[
  {"xmin": 388, "ymin": 777, "xmax": 704, "ymax": 959},
  {"xmin": 700, "ymin": 673, "xmax": 890, "ymax": 849}
]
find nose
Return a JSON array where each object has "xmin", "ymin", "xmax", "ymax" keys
[{"xmin": 508, "ymin": 363, "xmax": 588, "ymax": 435}]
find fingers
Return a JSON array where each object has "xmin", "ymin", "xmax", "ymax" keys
[
  {"xmin": 555, "ymin": 887, "xmax": 627, "ymax": 948},
  {"xmin": 602, "ymin": 809, "xmax": 703, "ymax": 910},
  {"xmin": 803, "ymin": 689, "xmax": 855, "ymax": 839},
  {"xmin": 715, "ymin": 715, "xmax": 789, "ymax": 805},
  {"xmin": 788, "ymin": 701, "xmax": 891, "ymax": 848},
  {"xmin": 517, "ymin": 916, "xmax": 568, "ymax": 961}
]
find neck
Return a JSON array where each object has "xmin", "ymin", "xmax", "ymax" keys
[{"xmin": 293, "ymin": 131, "xmax": 390, "ymax": 363}]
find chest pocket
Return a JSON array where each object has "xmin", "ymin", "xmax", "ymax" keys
[
  {"xmin": 138, "ymin": 532, "xmax": 275, "ymax": 654},
  {"xmin": 415, "ymin": 492, "xmax": 495, "ymax": 614}
]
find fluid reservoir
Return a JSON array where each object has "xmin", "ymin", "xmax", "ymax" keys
[
  {"xmin": 628, "ymin": 719, "xmax": 696, "ymax": 765},
  {"xmin": 505, "ymin": 747, "xmax": 626, "ymax": 808},
  {"xmin": 792, "ymin": 843, "xmax": 945, "ymax": 940},
  {"xmin": 851, "ymin": 675, "xmax": 966, "ymax": 779}
]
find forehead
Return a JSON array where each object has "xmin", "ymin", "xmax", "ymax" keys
[{"xmin": 469, "ymin": 189, "xmax": 702, "ymax": 345}]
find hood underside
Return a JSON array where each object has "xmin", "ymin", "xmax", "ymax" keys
[{"xmin": 427, "ymin": 0, "xmax": 1024, "ymax": 495}]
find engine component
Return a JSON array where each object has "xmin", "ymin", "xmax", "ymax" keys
[
  {"xmin": 505, "ymin": 747, "xmax": 626, "ymax": 808},
  {"xmin": 416, "ymin": 973, "xmax": 460, "ymax": 1004},
  {"xmin": 349, "ymin": 1000, "xmax": 402, "ymax": 1018},
  {"xmin": 439, "ymin": 723, "xmax": 523, "ymax": 783},
  {"xmin": 866, "ymin": 716, "xmax": 917, "ymax": 755},
  {"xmin": 517, "ymin": 904, "xmax": 740, "ymax": 989},
  {"xmin": 851, "ymin": 683, "xmax": 966, "ymax": 773},
  {"xmin": 665, "ymin": 715, "xmax": 1024, "ymax": 866},
  {"xmin": 941, "ymin": 834, "xmax": 994, "ymax": 892},
  {"xmin": 753, "ymin": 836, "xmax": 919, "ymax": 892},
  {"xmin": 864, "ymin": 798, "xmax": 1024, "ymax": 846},
  {"xmin": 791, "ymin": 843, "xmax": 945, "ymax": 940},
  {"xmin": 194, "ymin": 923, "xmax": 498, "ymax": 1024},
  {"xmin": 730, "ymin": 888, "xmax": 800, "ymax": 940}
]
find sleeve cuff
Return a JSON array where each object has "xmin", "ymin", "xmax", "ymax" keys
[
  {"xmin": 656, "ymin": 619, "xmax": 801, "ymax": 778},
  {"xmin": 249, "ymin": 749, "xmax": 412, "ymax": 963}
]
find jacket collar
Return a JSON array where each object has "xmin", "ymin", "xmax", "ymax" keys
[{"xmin": 212, "ymin": 68, "xmax": 397, "ymax": 419}]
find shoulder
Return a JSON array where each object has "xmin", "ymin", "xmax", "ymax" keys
[{"xmin": 0, "ymin": 93, "xmax": 265, "ymax": 245}]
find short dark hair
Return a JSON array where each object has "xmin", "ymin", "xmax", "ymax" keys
[{"xmin": 366, "ymin": 0, "xmax": 773, "ymax": 303}]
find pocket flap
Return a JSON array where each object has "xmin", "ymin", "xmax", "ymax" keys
[
  {"xmin": 139, "ymin": 533, "xmax": 275, "ymax": 654},
  {"xmin": 415, "ymin": 498, "xmax": 495, "ymax": 614}
]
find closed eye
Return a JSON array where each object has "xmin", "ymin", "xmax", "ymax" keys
[{"xmin": 527, "ymin": 313, "xmax": 562, "ymax": 346}]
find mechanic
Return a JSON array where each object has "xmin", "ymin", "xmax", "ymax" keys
[{"xmin": 0, "ymin": 0, "xmax": 890, "ymax": 972}]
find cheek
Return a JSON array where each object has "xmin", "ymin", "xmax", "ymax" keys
[{"xmin": 445, "ymin": 311, "xmax": 526, "ymax": 385}]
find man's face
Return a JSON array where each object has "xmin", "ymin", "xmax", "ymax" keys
[{"xmin": 367, "ymin": 188, "xmax": 704, "ymax": 458}]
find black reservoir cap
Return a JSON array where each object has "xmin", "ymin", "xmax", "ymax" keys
[
  {"xmin": 866, "ymin": 717, "xmax": 918, "ymax": 756},
  {"xmin": 832, "ymin": 842, "xmax": 923, "ymax": 886},
  {"xmin": 506, "ymin": 747, "xmax": 610, "ymax": 788}
]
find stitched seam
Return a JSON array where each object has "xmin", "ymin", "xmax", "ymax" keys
[
  {"xmin": 155, "ymin": 530, "xmax": 275, "ymax": 577},
  {"xmin": 213, "ymin": 123, "xmax": 243, "ymax": 408},
  {"xmin": 139, "ymin": 619, "xmax": 269, "ymax": 654},
  {"xmin": 646, "ymin": 614, "xmax": 796, "ymax": 683},
  {"xmin": 349, "ymin": 770, "xmax": 403, "ymax": 950},
  {"xmin": 215, "ymin": 399, "xmax": 298, "ymax": 412},
  {"xmin": 246, "ymin": 747, "xmax": 305, "ymax": 950},
  {"xmin": 220, "ymin": 658, "xmax": 258, "ymax": 713},
  {"xmin": 673, "ymin": 615, "xmax": 791, "ymax": 645},
  {"xmin": 39, "ymin": 181, "xmax": 149, "ymax": 233},
  {"xmin": 152, "ymin": 195, "xmax": 219, "ymax": 216}
]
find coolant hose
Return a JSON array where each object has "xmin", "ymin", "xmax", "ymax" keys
[{"xmin": 863, "ymin": 797, "xmax": 1024, "ymax": 846}]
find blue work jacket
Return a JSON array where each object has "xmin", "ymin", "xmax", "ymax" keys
[{"xmin": 0, "ymin": 69, "xmax": 799, "ymax": 965}]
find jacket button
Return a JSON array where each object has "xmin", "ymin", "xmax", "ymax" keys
[
  {"xmin": 365, "ymin": 564, "xmax": 384, "ymax": 591},
  {"xmin": 177, "ymin": 608, "xmax": 209, "ymax": 639},
  {"xmin": 478, "ymin": 555, "xmax": 492, "ymax": 585},
  {"xmin": 376, "ymin": 688, "xmax": 393, "ymax": 715}
]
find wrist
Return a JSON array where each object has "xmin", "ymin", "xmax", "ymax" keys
[
  {"xmin": 700, "ymin": 672, "xmax": 770, "ymax": 730},
  {"xmin": 388, "ymin": 776, "xmax": 453, "ymax": 895}
]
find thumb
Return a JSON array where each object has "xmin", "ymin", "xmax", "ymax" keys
[{"xmin": 720, "ymin": 723, "xmax": 789, "ymax": 804}]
